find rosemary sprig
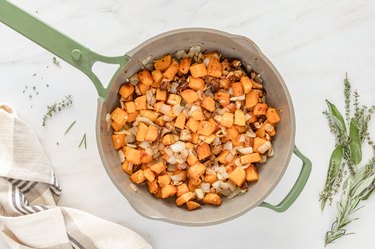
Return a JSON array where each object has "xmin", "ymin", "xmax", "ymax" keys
[
  {"xmin": 42, "ymin": 95, "xmax": 73, "ymax": 126},
  {"xmin": 64, "ymin": 120, "xmax": 76, "ymax": 135},
  {"xmin": 321, "ymin": 74, "xmax": 375, "ymax": 246}
]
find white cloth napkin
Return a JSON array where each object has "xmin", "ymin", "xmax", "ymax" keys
[{"xmin": 0, "ymin": 106, "xmax": 153, "ymax": 249}]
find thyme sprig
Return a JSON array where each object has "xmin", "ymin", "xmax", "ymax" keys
[
  {"xmin": 42, "ymin": 95, "xmax": 73, "ymax": 126},
  {"xmin": 321, "ymin": 74, "xmax": 375, "ymax": 246}
]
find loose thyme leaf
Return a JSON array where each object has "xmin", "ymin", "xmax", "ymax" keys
[
  {"xmin": 64, "ymin": 120, "xmax": 76, "ymax": 135},
  {"xmin": 349, "ymin": 119, "xmax": 362, "ymax": 165},
  {"xmin": 42, "ymin": 95, "xmax": 73, "ymax": 126},
  {"xmin": 79, "ymin": 133, "xmax": 87, "ymax": 149},
  {"xmin": 326, "ymin": 100, "xmax": 347, "ymax": 134}
]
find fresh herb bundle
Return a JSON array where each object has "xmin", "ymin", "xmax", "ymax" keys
[
  {"xmin": 320, "ymin": 74, "xmax": 375, "ymax": 246},
  {"xmin": 42, "ymin": 95, "xmax": 73, "ymax": 126}
]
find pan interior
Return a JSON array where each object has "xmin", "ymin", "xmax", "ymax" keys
[{"xmin": 96, "ymin": 28, "xmax": 295, "ymax": 225}]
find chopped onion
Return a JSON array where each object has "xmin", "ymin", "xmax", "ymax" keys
[
  {"xmin": 171, "ymin": 173, "xmax": 182, "ymax": 183},
  {"xmin": 225, "ymin": 152, "xmax": 234, "ymax": 163},
  {"xmin": 245, "ymin": 113, "xmax": 252, "ymax": 121},
  {"xmin": 253, "ymin": 122, "xmax": 261, "ymax": 129},
  {"xmin": 258, "ymin": 141, "xmax": 272, "ymax": 154},
  {"xmin": 173, "ymin": 104, "xmax": 184, "ymax": 115},
  {"xmin": 118, "ymin": 150, "xmax": 125, "ymax": 163},
  {"xmin": 234, "ymin": 158, "xmax": 242, "ymax": 167},
  {"xmin": 187, "ymin": 45, "xmax": 201, "ymax": 58},
  {"xmin": 212, "ymin": 180, "xmax": 221, "ymax": 189},
  {"xmin": 200, "ymin": 182, "xmax": 211, "ymax": 193},
  {"xmin": 265, "ymin": 123, "xmax": 274, "ymax": 132},
  {"xmin": 160, "ymin": 104, "xmax": 171, "ymax": 115},
  {"xmin": 246, "ymin": 129, "xmax": 256, "ymax": 138},
  {"xmin": 189, "ymin": 105, "xmax": 201, "ymax": 116},
  {"xmin": 217, "ymin": 108, "xmax": 229, "ymax": 115},
  {"xmin": 162, "ymin": 115, "xmax": 174, "ymax": 122},
  {"xmin": 239, "ymin": 134, "xmax": 246, "ymax": 143},
  {"xmin": 195, "ymin": 189, "xmax": 204, "ymax": 200},
  {"xmin": 164, "ymin": 147, "xmax": 173, "ymax": 157},
  {"xmin": 214, "ymin": 115, "xmax": 222, "ymax": 123},
  {"xmin": 227, "ymin": 188, "xmax": 241, "ymax": 199},
  {"xmin": 228, "ymin": 87, "xmax": 233, "ymax": 95},
  {"xmin": 167, "ymin": 163, "xmax": 177, "ymax": 171},
  {"xmin": 177, "ymin": 162, "xmax": 187, "ymax": 170},
  {"xmin": 138, "ymin": 141, "xmax": 150, "ymax": 149},
  {"xmin": 175, "ymin": 50, "xmax": 187, "ymax": 60},
  {"xmin": 145, "ymin": 147, "xmax": 153, "ymax": 155},
  {"xmin": 268, "ymin": 147, "xmax": 274, "ymax": 157},
  {"xmin": 230, "ymin": 95, "xmax": 246, "ymax": 101},
  {"xmin": 167, "ymin": 155, "xmax": 176, "ymax": 164},
  {"xmin": 238, "ymin": 147, "xmax": 253, "ymax": 154},
  {"xmin": 170, "ymin": 141, "xmax": 186, "ymax": 152},
  {"xmin": 146, "ymin": 90, "xmax": 156, "ymax": 105},
  {"xmin": 223, "ymin": 141, "xmax": 233, "ymax": 151},
  {"xmin": 203, "ymin": 57, "xmax": 210, "ymax": 66}
]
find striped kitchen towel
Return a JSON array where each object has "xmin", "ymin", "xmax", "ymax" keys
[{"xmin": 0, "ymin": 105, "xmax": 152, "ymax": 249}]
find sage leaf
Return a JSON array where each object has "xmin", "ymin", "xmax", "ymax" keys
[
  {"xmin": 349, "ymin": 118, "xmax": 362, "ymax": 165},
  {"xmin": 326, "ymin": 100, "xmax": 346, "ymax": 133}
]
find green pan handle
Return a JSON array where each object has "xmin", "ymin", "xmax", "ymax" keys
[
  {"xmin": 0, "ymin": 0, "xmax": 129, "ymax": 99},
  {"xmin": 260, "ymin": 146, "xmax": 312, "ymax": 212}
]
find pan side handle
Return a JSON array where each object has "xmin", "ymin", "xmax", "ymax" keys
[
  {"xmin": 0, "ymin": 0, "xmax": 128, "ymax": 99},
  {"xmin": 260, "ymin": 146, "xmax": 312, "ymax": 212}
]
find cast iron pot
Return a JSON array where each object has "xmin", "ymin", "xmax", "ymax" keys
[{"xmin": 0, "ymin": 1, "xmax": 311, "ymax": 226}]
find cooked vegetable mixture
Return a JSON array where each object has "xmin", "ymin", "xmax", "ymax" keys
[{"xmin": 108, "ymin": 47, "xmax": 280, "ymax": 210}]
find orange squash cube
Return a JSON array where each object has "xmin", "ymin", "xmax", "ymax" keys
[
  {"xmin": 150, "ymin": 162, "xmax": 166, "ymax": 175},
  {"xmin": 161, "ymin": 185, "xmax": 177, "ymax": 199},
  {"xmin": 155, "ymin": 89, "xmax": 167, "ymax": 101},
  {"xmin": 245, "ymin": 164, "xmax": 259, "ymax": 182},
  {"xmin": 134, "ymin": 95, "xmax": 147, "ymax": 110},
  {"xmin": 266, "ymin": 108, "xmax": 281, "ymax": 124},
  {"xmin": 119, "ymin": 84, "xmax": 134, "ymax": 99},
  {"xmin": 190, "ymin": 63, "xmax": 207, "ymax": 78},
  {"xmin": 201, "ymin": 96, "xmax": 216, "ymax": 112},
  {"xmin": 130, "ymin": 169, "xmax": 146, "ymax": 184},
  {"xmin": 125, "ymin": 148, "xmax": 142, "ymax": 165},
  {"xmin": 179, "ymin": 57, "xmax": 192, "ymax": 74},
  {"xmin": 245, "ymin": 91, "xmax": 259, "ymax": 108},
  {"xmin": 186, "ymin": 201, "xmax": 201, "ymax": 210},
  {"xmin": 180, "ymin": 89, "xmax": 199, "ymax": 104},
  {"xmin": 111, "ymin": 134, "xmax": 125, "ymax": 150},
  {"xmin": 111, "ymin": 107, "xmax": 128, "ymax": 125},
  {"xmin": 207, "ymin": 58, "xmax": 222, "ymax": 78},
  {"xmin": 152, "ymin": 69, "xmax": 163, "ymax": 85},
  {"xmin": 154, "ymin": 55, "xmax": 172, "ymax": 72},
  {"xmin": 145, "ymin": 125, "xmax": 158, "ymax": 142},
  {"xmin": 234, "ymin": 110, "xmax": 246, "ymax": 126},
  {"xmin": 186, "ymin": 118, "xmax": 199, "ymax": 133},
  {"xmin": 232, "ymin": 82, "xmax": 244, "ymax": 97},
  {"xmin": 240, "ymin": 153, "xmax": 261, "ymax": 164},
  {"xmin": 174, "ymin": 113, "xmax": 186, "ymax": 130},
  {"xmin": 215, "ymin": 91, "xmax": 230, "ymax": 107},
  {"xmin": 228, "ymin": 167, "xmax": 246, "ymax": 187},
  {"xmin": 136, "ymin": 122, "xmax": 149, "ymax": 142},
  {"xmin": 254, "ymin": 103, "xmax": 268, "ymax": 116},
  {"xmin": 188, "ymin": 76, "xmax": 205, "ymax": 91},
  {"xmin": 138, "ymin": 69, "xmax": 153, "ymax": 86},
  {"xmin": 197, "ymin": 121, "xmax": 216, "ymax": 136},
  {"xmin": 162, "ymin": 134, "xmax": 175, "ymax": 145},
  {"xmin": 138, "ymin": 83, "xmax": 149, "ymax": 95},
  {"xmin": 196, "ymin": 143, "xmax": 211, "ymax": 160},
  {"xmin": 240, "ymin": 76, "xmax": 253, "ymax": 94},
  {"xmin": 220, "ymin": 112, "xmax": 234, "ymax": 128},
  {"xmin": 125, "ymin": 101, "xmax": 136, "ymax": 113},
  {"xmin": 111, "ymin": 121, "xmax": 123, "ymax": 132},
  {"xmin": 163, "ymin": 60, "xmax": 179, "ymax": 80}
]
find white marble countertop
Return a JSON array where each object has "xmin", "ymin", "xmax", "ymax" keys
[{"xmin": 1, "ymin": 0, "xmax": 375, "ymax": 248}]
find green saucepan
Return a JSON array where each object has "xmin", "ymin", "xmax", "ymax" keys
[{"xmin": 0, "ymin": 0, "xmax": 311, "ymax": 225}]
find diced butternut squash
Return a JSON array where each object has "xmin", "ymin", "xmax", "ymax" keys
[
  {"xmin": 204, "ymin": 174, "xmax": 218, "ymax": 184},
  {"xmin": 138, "ymin": 83, "xmax": 149, "ymax": 95},
  {"xmin": 150, "ymin": 162, "xmax": 166, "ymax": 175},
  {"xmin": 145, "ymin": 125, "xmax": 158, "ymax": 142},
  {"xmin": 147, "ymin": 180, "xmax": 159, "ymax": 195},
  {"xmin": 174, "ymin": 113, "xmax": 186, "ymax": 130},
  {"xmin": 186, "ymin": 118, "xmax": 199, "ymax": 133},
  {"xmin": 201, "ymin": 96, "xmax": 216, "ymax": 112},
  {"xmin": 240, "ymin": 153, "xmax": 261, "ymax": 164},
  {"xmin": 240, "ymin": 76, "xmax": 253, "ymax": 94},
  {"xmin": 180, "ymin": 89, "xmax": 199, "ymax": 104},
  {"xmin": 190, "ymin": 63, "xmax": 207, "ymax": 78},
  {"xmin": 203, "ymin": 193, "xmax": 222, "ymax": 206},
  {"xmin": 187, "ymin": 151, "xmax": 199, "ymax": 166},
  {"xmin": 138, "ymin": 69, "xmax": 153, "ymax": 86},
  {"xmin": 162, "ymin": 134, "xmax": 175, "ymax": 145},
  {"xmin": 176, "ymin": 183, "xmax": 189, "ymax": 197},
  {"xmin": 197, "ymin": 121, "xmax": 216, "ymax": 136},
  {"xmin": 121, "ymin": 160, "xmax": 133, "ymax": 175},
  {"xmin": 217, "ymin": 150, "xmax": 230, "ymax": 164},
  {"xmin": 134, "ymin": 95, "xmax": 147, "ymax": 110},
  {"xmin": 191, "ymin": 132, "xmax": 199, "ymax": 144},
  {"xmin": 245, "ymin": 164, "xmax": 259, "ymax": 182},
  {"xmin": 196, "ymin": 143, "xmax": 211, "ymax": 160},
  {"xmin": 245, "ymin": 91, "xmax": 259, "ymax": 108},
  {"xmin": 167, "ymin": 93, "xmax": 182, "ymax": 105},
  {"xmin": 188, "ymin": 76, "xmax": 205, "ymax": 91},
  {"xmin": 139, "ymin": 110, "xmax": 159, "ymax": 121},
  {"xmin": 154, "ymin": 55, "xmax": 172, "ymax": 72},
  {"xmin": 119, "ymin": 84, "xmax": 134, "ymax": 99},
  {"xmin": 186, "ymin": 201, "xmax": 201, "ymax": 210},
  {"xmin": 127, "ymin": 111, "xmax": 139, "ymax": 123},
  {"xmin": 155, "ymin": 89, "xmax": 167, "ymax": 101},
  {"xmin": 234, "ymin": 110, "xmax": 246, "ymax": 126},
  {"xmin": 111, "ymin": 121, "xmax": 123, "ymax": 132},
  {"xmin": 266, "ymin": 108, "xmax": 281, "ymax": 124},
  {"xmin": 176, "ymin": 192, "xmax": 195, "ymax": 206},
  {"xmin": 130, "ymin": 169, "xmax": 146, "ymax": 184},
  {"xmin": 163, "ymin": 60, "xmax": 179, "ymax": 80},
  {"xmin": 136, "ymin": 122, "xmax": 148, "ymax": 142},
  {"xmin": 232, "ymin": 82, "xmax": 244, "ymax": 97},
  {"xmin": 143, "ymin": 168, "xmax": 155, "ymax": 182},
  {"xmin": 125, "ymin": 148, "xmax": 142, "ymax": 165},
  {"xmin": 188, "ymin": 162, "xmax": 206, "ymax": 179},
  {"xmin": 228, "ymin": 167, "xmax": 246, "ymax": 187},
  {"xmin": 203, "ymin": 51, "xmax": 220, "ymax": 60},
  {"xmin": 111, "ymin": 108, "xmax": 128, "ymax": 125},
  {"xmin": 220, "ymin": 78, "xmax": 230, "ymax": 89},
  {"xmin": 158, "ymin": 174, "xmax": 171, "ymax": 187},
  {"xmin": 207, "ymin": 58, "xmax": 222, "ymax": 78},
  {"xmin": 191, "ymin": 109, "xmax": 206, "ymax": 121},
  {"xmin": 161, "ymin": 185, "xmax": 177, "ymax": 199},
  {"xmin": 112, "ymin": 134, "xmax": 125, "ymax": 150},
  {"xmin": 125, "ymin": 101, "xmax": 136, "ymax": 113},
  {"xmin": 226, "ymin": 126, "xmax": 239, "ymax": 140},
  {"xmin": 215, "ymin": 91, "xmax": 230, "ymax": 106},
  {"xmin": 152, "ymin": 69, "xmax": 163, "ymax": 85},
  {"xmin": 179, "ymin": 57, "xmax": 192, "ymax": 74},
  {"xmin": 254, "ymin": 103, "xmax": 268, "ymax": 116},
  {"xmin": 220, "ymin": 112, "xmax": 234, "ymax": 128},
  {"xmin": 253, "ymin": 137, "xmax": 268, "ymax": 153}
]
